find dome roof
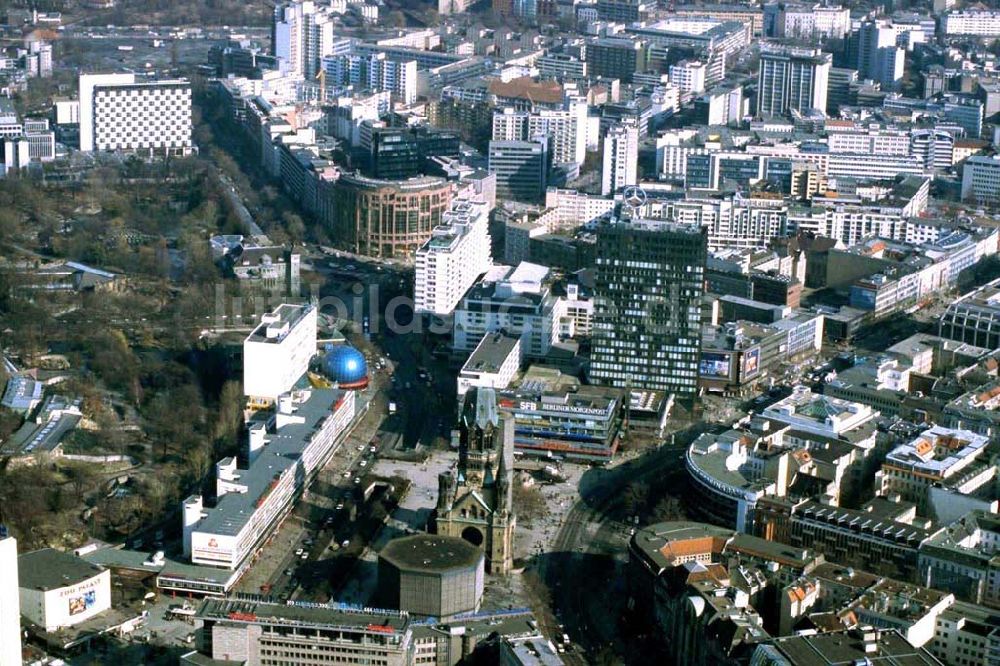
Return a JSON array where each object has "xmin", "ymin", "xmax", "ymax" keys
[{"xmin": 323, "ymin": 344, "xmax": 368, "ymax": 388}]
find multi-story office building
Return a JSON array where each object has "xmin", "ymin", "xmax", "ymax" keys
[
  {"xmin": 272, "ymin": 0, "xmax": 338, "ymax": 77},
  {"xmin": 961, "ymin": 155, "xmax": 1000, "ymax": 205},
  {"xmin": 243, "ymin": 303, "xmax": 318, "ymax": 404},
  {"xmin": 414, "ymin": 196, "xmax": 493, "ymax": 316},
  {"xmin": 330, "ymin": 172, "xmax": 453, "ymax": 259},
  {"xmin": 183, "ymin": 387, "xmax": 356, "ymax": 571},
  {"xmin": 452, "ymin": 263, "xmax": 562, "ymax": 358},
  {"xmin": 322, "ymin": 52, "xmax": 417, "ymax": 105},
  {"xmin": 919, "ymin": 511, "xmax": 1000, "ymax": 609},
  {"xmin": 363, "ymin": 125, "xmax": 460, "ymax": 180},
  {"xmin": 669, "ymin": 60, "xmax": 707, "ymax": 94},
  {"xmin": 78, "ymin": 74, "xmax": 192, "ymax": 155},
  {"xmin": 942, "ymin": 11, "xmax": 1000, "ymax": 37},
  {"xmin": 626, "ymin": 18, "xmax": 751, "ymax": 83},
  {"xmin": 0, "ymin": 528, "xmax": 20, "ymax": 666},
  {"xmin": 675, "ymin": 5, "xmax": 765, "ymax": 37},
  {"xmin": 185, "ymin": 598, "xmax": 544, "ymax": 666},
  {"xmin": 854, "ymin": 21, "xmax": 904, "ymax": 89},
  {"xmin": 595, "ymin": 0, "xmax": 652, "ymax": 22},
  {"xmin": 940, "ymin": 278, "xmax": 1000, "ymax": 349},
  {"xmin": 585, "ymin": 37, "xmax": 646, "ymax": 82},
  {"xmin": 498, "ymin": 374, "xmax": 622, "ymax": 462},
  {"xmin": 456, "ymin": 333, "xmax": 521, "ymax": 404},
  {"xmin": 601, "ymin": 123, "xmax": 638, "ymax": 195},
  {"xmin": 757, "ymin": 46, "xmax": 831, "ymax": 117},
  {"xmin": 191, "ymin": 598, "xmax": 412, "ymax": 665},
  {"xmin": 438, "ymin": 0, "xmax": 472, "ymax": 15},
  {"xmin": 591, "ymin": 220, "xmax": 707, "ymax": 397},
  {"xmin": 488, "ymin": 139, "xmax": 550, "ymax": 203},
  {"xmin": 789, "ymin": 500, "xmax": 940, "ymax": 580},
  {"xmin": 767, "ymin": 3, "xmax": 851, "ymax": 39},
  {"xmin": 876, "ymin": 426, "xmax": 991, "ymax": 514},
  {"xmin": 696, "ymin": 84, "xmax": 745, "ymax": 125},
  {"xmin": 492, "ymin": 102, "xmax": 588, "ymax": 165},
  {"xmin": 927, "ymin": 601, "xmax": 1000, "ymax": 665},
  {"xmin": 536, "ymin": 53, "xmax": 587, "ymax": 80}
]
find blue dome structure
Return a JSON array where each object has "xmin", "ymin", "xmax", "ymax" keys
[{"xmin": 323, "ymin": 344, "xmax": 369, "ymax": 389}]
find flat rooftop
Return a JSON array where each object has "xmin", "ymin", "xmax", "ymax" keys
[
  {"xmin": 461, "ymin": 333, "xmax": 520, "ymax": 376},
  {"xmin": 763, "ymin": 629, "xmax": 940, "ymax": 665},
  {"xmin": 19, "ymin": 548, "xmax": 106, "ymax": 591},
  {"xmin": 885, "ymin": 425, "xmax": 989, "ymax": 475},
  {"xmin": 379, "ymin": 535, "xmax": 483, "ymax": 573},
  {"xmin": 195, "ymin": 387, "xmax": 347, "ymax": 538},
  {"xmin": 199, "ymin": 598, "xmax": 410, "ymax": 634},
  {"xmin": 246, "ymin": 303, "xmax": 313, "ymax": 345}
]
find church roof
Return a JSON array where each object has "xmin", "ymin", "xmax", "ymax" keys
[{"xmin": 463, "ymin": 387, "xmax": 499, "ymax": 429}]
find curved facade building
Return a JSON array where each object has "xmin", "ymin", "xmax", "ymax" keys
[
  {"xmin": 332, "ymin": 172, "xmax": 452, "ymax": 259},
  {"xmin": 322, "ymin": 344, "xmax": 369, "ymax": 389},
  {"xmin": 685, "ymin": 431, "xmax": 773, "ymax": 533}
]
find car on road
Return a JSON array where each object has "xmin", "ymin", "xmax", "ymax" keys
[
  {"xmin": 336, "ymin": 502, "xmax": 344, "ymax": 510},
  {"xmin": 300, "ymin": 552, "xmax": 308, "ymax": 560},
  {"xmin": 341, "ymin": 540, "xmax": 350, "ymax": 548},
  {"xmin": 343, "ymin": 471, "xmax": 351, "ymax": 479},
  {"xmin": 369, "ymin": 445, "xmax": 377, "ymax": 453},
  {"xmin": 294, "ymin": 548, "xmax": 303, "ymax": 556},
  {"xmin": 359, "ymin": 460, "xmax": 367, "ymax": 468},
  {"xmin": 284, "ymin": 568, "xmax": 294, "ymax": 576}
]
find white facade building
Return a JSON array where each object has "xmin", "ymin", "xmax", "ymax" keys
[
  {"xmin": 543, "ymin": 188, "xmax": 616, "ymax": 229},
  {"xmin": 0, "ymin": 532, "xmax": 20, "ymax": 666},
  {"xmin": 757, "ymin": 46, "xmax": 830, "ymax": 117},
  {"xmin": 78, "ymin": 73, "xmax": 192, "ymax": 155},
  {"xmin": 491, "ymin": 101, "xmax": 588, "ymax": 166},
  {"xmin": 322, "ymin": 53, "xmax": 417, "ymax": 105},
  {"xmin": 184, "ymin": 388, "xmax": 356, "ymax": 570},
  {"xmin": 452, "ymin": 263, "xmax": 562, "ymax": 358},
  {"xmin": 877, "ymin": 426, "xmax": 991, "ymax": 512},
  {"xmin": 414, "ymin": 196, "xmax": 493, "ymax": 317},
  {"xmin": 17, "ymin": 549, "xmax": 111, "ymax": 633},
  {"xmin": 961, "ymin": 155, "xmax": 1000, "ymax": 205},
  {"xmin": 601, "ymin": 122, "xmax": 638, "ymax": 195},
  {"xmin": 243, "ymin": 303, "xmax": 318, "ymax": 403},
  {"xmin": 943, "ymin": 11, "xmax": 1000, "ymax": 37},
  {"xmin": 272, "ymin": 0, "xmax": 338, "ymax": 77},
  {"xmin": 456, "ymin": 332, "xmax": 521, "ymax": 404},
  {"xmin": 669, "ymin": 60, "xmax": 707, "ymax": 94},
  {"xmin": 778, "ymin": 4, "xmax": 851, "ymax": 39}
]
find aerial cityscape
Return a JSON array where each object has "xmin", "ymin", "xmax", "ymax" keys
[{"xmin": 0, "ymin": 0, "xmax": 999, "ymax": 664}]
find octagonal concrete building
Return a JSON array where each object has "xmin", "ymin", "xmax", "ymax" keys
[{"xmin": 377, "ymin": 534, "xmax": 484, "ymax": 620}]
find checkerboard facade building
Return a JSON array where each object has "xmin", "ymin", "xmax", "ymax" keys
[{"xmin": 79, "ymin": 74, "xmax": 193, "ymax": 156}]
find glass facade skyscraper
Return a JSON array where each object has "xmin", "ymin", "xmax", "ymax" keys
[{"xmin": 590, "ymin": 219, "xmax": 707, "ymax": 397}]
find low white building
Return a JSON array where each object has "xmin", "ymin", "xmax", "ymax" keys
[
  {"xmin": 942, "ymin": 11, "xmax": 1000, "ymax": 37},
  {"xmin": 457, "ymin": 332, "xmax": 521, "ymax": 405},
  {"xmin": 414, "ymin": 196, "xmax": 492, "ymax": 317},
  {"xmin": 762, "ymin": 386, "xmax": 877, "ymax": 438},
  {"xmin": 0, "ymin": 531, "xmax": 20, "ymax": 666},
  {"xmin": 183, "ymin": 388, "xmax": 356, "ymax": 571},
  {"xmin": 18, "ymin": 549, "xmax": 111, "ymax": 633},
  {"xmin": 243, "ymin": 304, "xmax": 318, "ymax": 405}
]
